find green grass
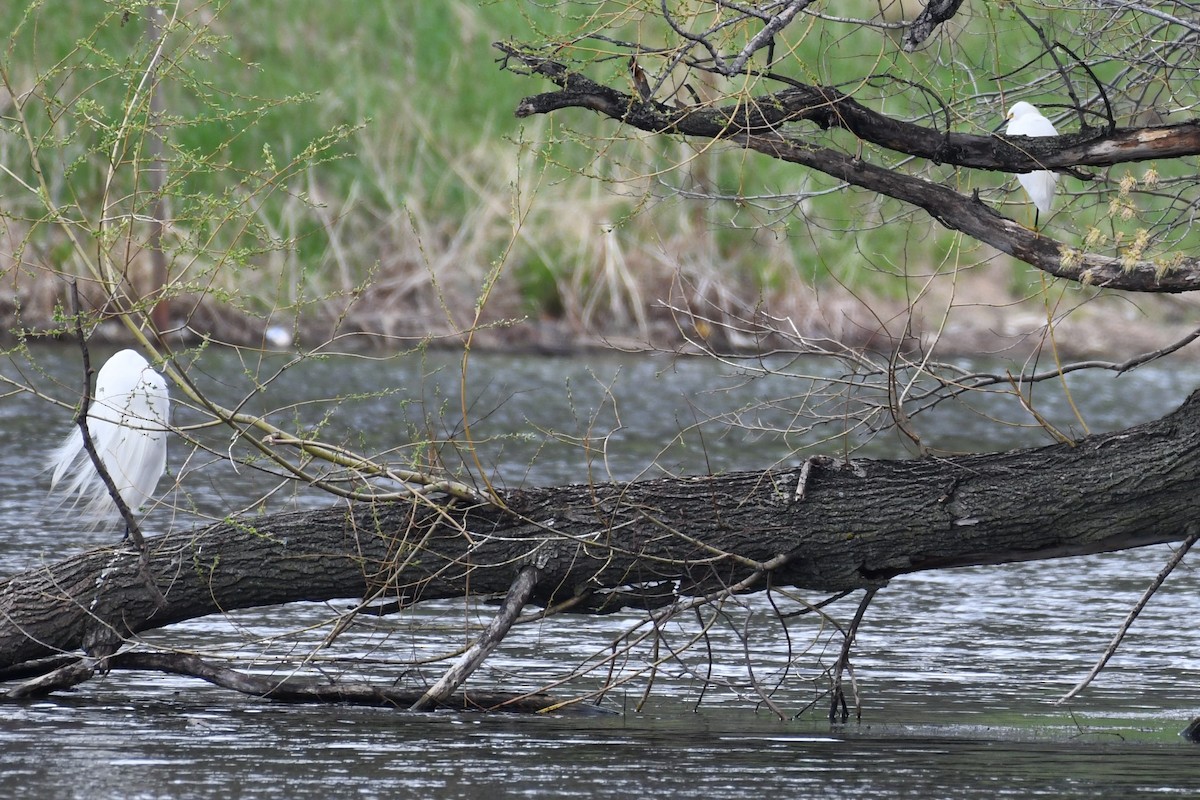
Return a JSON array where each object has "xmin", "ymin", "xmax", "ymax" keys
[{"xmin": 0, "ymin": 1, "xmax": 1191, "ymax": 342}]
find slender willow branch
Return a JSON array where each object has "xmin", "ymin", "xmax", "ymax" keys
[
  {"xmin": 65, "ymin": 291, "xmax": 168, "ymax": 619},
  {"xmin": 128, "ymin": 335, "xmax": 487, "ymax": 505}
]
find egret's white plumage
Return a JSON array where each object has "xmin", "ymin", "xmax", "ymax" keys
[
  {"xmin": 48, "ymin": 349, "xmax": 170, "ymax": 528},
  {"xmin": 1005, "ymin": 101, "xmax": 1059, "ymax": 222}
]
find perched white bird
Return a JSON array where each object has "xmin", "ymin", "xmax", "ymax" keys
[
  {"xmin": 1005, "ymin": 101, "xmax": 1059, "ymax": 228},
  {"xmin": 48, "ymin": 349, "xmax": 170, "ymax": 530}
]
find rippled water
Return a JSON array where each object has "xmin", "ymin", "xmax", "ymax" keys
[{"xmin": 3, "ymin": 346, "xmax": 1200, "ymax": 799}]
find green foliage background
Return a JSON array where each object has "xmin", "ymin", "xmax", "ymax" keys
[{"xmin": 0, "ymin": 1, "xmax": 1189, "ymax": 345}]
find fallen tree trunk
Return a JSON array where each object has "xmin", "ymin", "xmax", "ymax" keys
[{"xmin": 3, "ymin": 388, "xmax": 1200, "ymax": 671}]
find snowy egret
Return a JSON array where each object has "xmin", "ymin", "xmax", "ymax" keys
[
  {"xmin": 1005, "ymin": 101, "xmax": 1059, "ymax": 228},
  {"xmin": 48, "ymin": 349, "xmax": 170, "ymax": 531}
]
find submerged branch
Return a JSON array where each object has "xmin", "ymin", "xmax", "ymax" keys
[
  {"xmin": 6, "ymin": 659, "xmax": 100, "ymax": 700},
  {"xmin": 4, "ymin": 651, "xmax": 594, "ymax": 714}
]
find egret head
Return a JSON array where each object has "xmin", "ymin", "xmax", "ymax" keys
[{"xmin": 1006, "ymin": 101, "xmax": 1039, "ymax": 123}]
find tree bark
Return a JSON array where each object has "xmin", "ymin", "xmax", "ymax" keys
[{"xmin": 4, "ymin": 388, "xmax": 1200, "ymax": 671}]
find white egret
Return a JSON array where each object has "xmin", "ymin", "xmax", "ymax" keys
[
  {"xmin": 48, "ymin": 349, "xmax": 170, "ymax": 531},
  {"xmin": 1005, "ymin": 101, "xmax": 1059, "ymax": 228}
]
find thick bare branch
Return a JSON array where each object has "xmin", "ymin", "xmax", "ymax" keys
[
  {"xmin": 902, "ymin": 0, "xmax": 967, "ymax": 52},
  {"xmin": 498, "ymin": 44, "xmax": 1200, "ymax": 173},
  {"xmin": 497, "ymin": 43, "xmax": 1200, "ymax": 292}
]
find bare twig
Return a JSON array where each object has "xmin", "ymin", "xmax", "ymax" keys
[
  {"xmin": 740, "ymin": 610, "xmax": 788, "ymax": 720},
  {"xmin": 143, "ymin": 4, "xmax": 171, "ymax": 333},
  {"xmin": 1057, "ymin": 526, "xmax": 1200, "ymax": 704},
  {"xmin": 67, "ymin": 291, "xmax": 148, "ymax": 550},
  {"xmin": 65, "ymin": 286, "xmax": 167, "ymax": 612},
  {"xmin": 726, "ymin": 0, "xmax": 815, "ymax": 75},
  {"xmin": 829, "ymin": 587, "xmax": 877, "ymax": 722},
  {"xmin": 410, "ymin": 565, "xmax": 541, "ymax": 711}
]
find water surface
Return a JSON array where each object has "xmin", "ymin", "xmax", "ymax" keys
[{"xmin": 2, "ymin": 346, "xmax": 1199, "ymax": 798}]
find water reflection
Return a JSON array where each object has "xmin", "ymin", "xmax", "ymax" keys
[{"xmin": 3, "ymin": 346, "xmax": 1200, "ymax": 798}]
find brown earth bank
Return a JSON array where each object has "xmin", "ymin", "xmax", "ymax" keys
[{"xmin": 3, "ymin": 260, "xmax": 1199, "ymax": 361}]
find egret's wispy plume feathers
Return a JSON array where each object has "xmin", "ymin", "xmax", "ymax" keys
[{"xmin": 48, "ymin": 349, "xmax": 170, "ymax": 529}]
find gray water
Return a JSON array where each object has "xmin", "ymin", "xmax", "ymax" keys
[{"xmin": 2, "ymin": 345, "xmax": 1200, "ymax": 798}]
